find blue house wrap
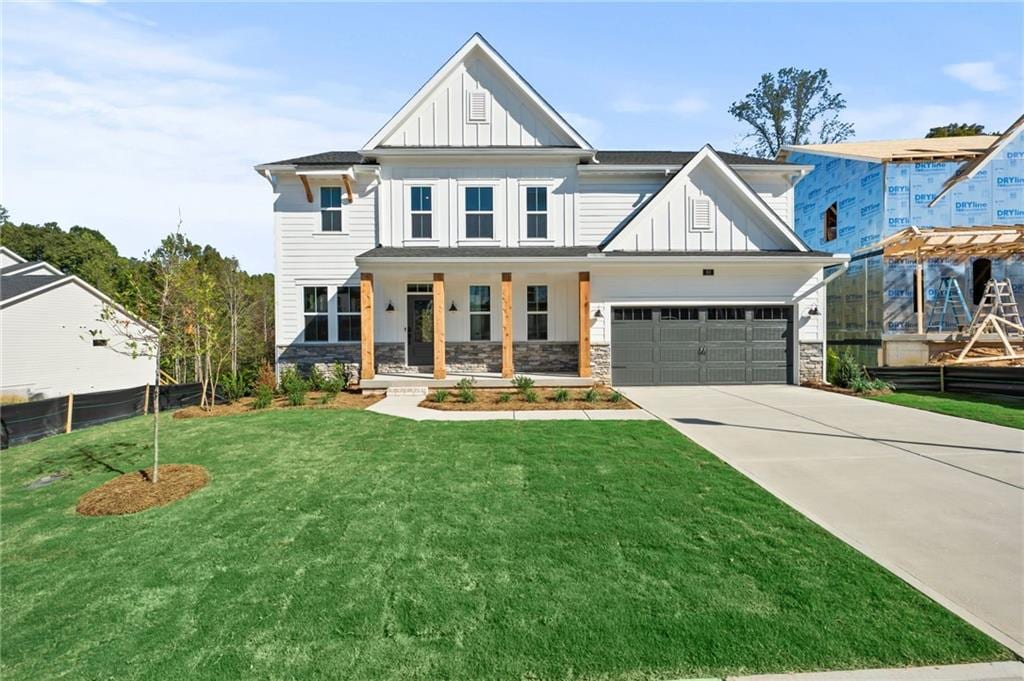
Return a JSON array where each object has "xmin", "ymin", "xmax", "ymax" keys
[{"xmin": 786, "ymin": 129, "xmax": 1024, "ymax": 361}]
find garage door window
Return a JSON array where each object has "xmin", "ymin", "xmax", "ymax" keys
[
  {"xmin": 660, "ymin": 307, "xmax": 699, "ymax": 321},
  {"xmin": 707, "ymin": 307, "xmax": 745, "ymax": 320},
  {"xmin": 613, "ymin": 308, "xmax": 652, "ymax": 321},
  {"xmin": 754, "ymin": 307, "xmax": 791, "ymax": 320}
]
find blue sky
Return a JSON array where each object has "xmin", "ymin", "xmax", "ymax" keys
[{"xmin": 4, "ymin": 2, "xmax": 1021, "ymax": 272}]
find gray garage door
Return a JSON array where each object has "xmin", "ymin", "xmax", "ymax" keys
[{"xmin": 611, "ymin": 306, "xmax": 792, "ymax": 386}]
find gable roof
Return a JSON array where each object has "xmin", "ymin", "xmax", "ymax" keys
[
  {"xmin": 0, "ymin": 274, "xmax": 66, "ymax": 301},
  {"xmin": 929, "ymin": 113, "xmax": 1024, "ymax": 207},
  {"xmin": 778, "ymin": 136, "xmax": 997, "ymax": 164},
  {"xmin": 600, "ymin": 145, "xmax": 808, "ymax": 252},
  {"xmin": 592, "ymin": 150, "xmax": 783, "ymax": 166},
  {"xmin": 1, "ymin": 260, "xmax": 64, "ymax": 276},
  {"xmin": 0, "ymin": 246, "xmax": 26, "ymax": 264},
  {"xmin": 362, "ymin": 33, "xmax": 591, "ymax": 151}
]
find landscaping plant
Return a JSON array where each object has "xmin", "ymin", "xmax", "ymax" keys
[
  {"xmin": 553, "ymin": 388, "xmax": 570, "ymax": 403},
  {"xmin": 608, "ymin": 390, "xmax": 623, "ymax": 403},
  {"xmin": 457, "ymin": 377, "xmax": 477, "ymax": 403},
  {"xmin": 523, "ymin": 388, "xmax": 539, "ymax": 403},
  {"xmin": 497, "ymin": 392, "xmax": 512, "ymax": 403},
  {"xmin": 221, "ymin": 371, "xmax": 249, "ymax": 403},
  {"xmin": 433, "ymin": 389, "xmax": 450, "ymax": 403},
  {"xmin": 583, "ymin": 387, "xmax": 600, "ymax": 403},
  {"xmin": 331, "ymin": 362, "xmax": 351, "ymax": 390},
  {"xmin": 511, "ymin": 374, "xmax": 535, "ymax": 395},
  {"xmin": 255, "ymin": 360, "xmax": 277, "ymax": 393},
  {"xmin": 307, "ymin": 365, "xmax": 326, "ymax": 391},
  {"xmin": 252, "ymin": 384, "xmax": 273, "ymax": 410}
]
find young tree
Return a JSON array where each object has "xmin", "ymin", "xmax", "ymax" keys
[
  {"xmin": 729, "ymin": 67, "xmax": 854, "ymax": 158},
  {"xmin": 925, "ymin": 123, "xmax": 991, "ymax": 138}
]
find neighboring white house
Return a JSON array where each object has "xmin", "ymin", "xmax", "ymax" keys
[
  {"xmin": 0, "ymin": 246, "xmax": 157, "ymax": 399},
  {"xmin": 256, "ymin": 34, "xmax": 849, "ymax": 386}
]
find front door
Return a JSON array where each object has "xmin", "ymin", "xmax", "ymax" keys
[{"xmin": 407, "ymin": 295, "xmax": 434, "ymax": 366}]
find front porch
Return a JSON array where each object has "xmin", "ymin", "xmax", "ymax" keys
[{"xmin": 357, "ymin": 259, "xmax": 595, "ymax": 383}]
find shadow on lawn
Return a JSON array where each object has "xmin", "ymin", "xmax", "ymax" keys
[{"xmin": 32, "ymin": 441, "xmax": 150, "ymax": 479}]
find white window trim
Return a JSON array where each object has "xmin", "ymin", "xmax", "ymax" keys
[
  {"xmin": 301, "ymin": 285, "xmax": 329, "ymax": 344},
  {"xmin": 465, "ymin": 90, "xmax": 491, "ymax": 125},
  {"xmin": 526, "ymin": 283, "xmax": 549, "ymax": 342},
  {"xmin": 403, "ymin": 180, "xmax": 439, "ymax": 242},
  {"xmin": 468, "ymin": 284, "xmax": 492, "ymax": 342},
  {"xmin": 319, "ymin": 186, "xmax": 345, "ymax": 234},
  {"xmin": 457, "ymin": 179, "xmax": 502, "ymax": 243},
  {"xmin": 518, "ymin": 180, "xmax": 558, "ymax": 244},
  {"xmin": 336, "ymin": 285, "xmax": 361, "ymax": 344}
]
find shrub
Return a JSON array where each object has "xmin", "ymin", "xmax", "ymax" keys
[
  {"xmin": 523, "ymin": 389, "xmax": 539, "ymax": 403},
  {"xmin": 433, "ymin": 389, "xmax": 449, "ymax": 403},
  {"xmin": 221, "ymin": 372, "xmax": 249, "ymax": 403},
  {"xmin": 255, "ymin": 361, "xmax": 277, "ymax": 392},
  {"xmin": 456, "ymin": 377, "xmax": 476, "ymax": 403},
  {"xmin": 307, "ymin": 365, "xmax": 326, "ymax": 391},
  {"xmin": 278, "ymin": 366, "xmax": 303, "ymax": 394},
  {"xmin": 553, "ymin": 388, "xmax": 569, "ymax": 403},
  {"xmin": 331, "ymin": 363, "xmax": 351, "ymax": 390},
  {"xmin": 511, "ymin": 375, "xmax": 535, "ymax": 394},
  {"xmin": 252, "ymin": 384, "xmax": 273, "ymax": 410},
  {"xmin": 825, "ymin": 348, "xmax": 841, "ymax": 384},
  {"xmin": 830, "ymin": 350, "xmax": 862, "ymax": 389},
  {"xmin": 286, "ymin": 382, "xmax": 307, "ymax": 406},
  {"xmin": 608, "ymin": 390, "xmax": 623, "ymax": 403},
  {"xmin": 849, "ymin": 372, "xmax": 893, "ymax": 395},
  {"xmin": 582, "ymin": 387, "xmax": 600, "ymax": 403},
  {"xmin": 497, "ymin": 392, "xmax": 512, "ymax": 403}
]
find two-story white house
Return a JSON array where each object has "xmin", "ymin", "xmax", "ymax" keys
[{"xmin": 256, "ymin": 34, "xmax": 848, "ymax": 387}]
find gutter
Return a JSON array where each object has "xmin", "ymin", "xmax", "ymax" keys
[{"xmin": 792, "ymin": 257, "xmax": 851, "ymax": 303}]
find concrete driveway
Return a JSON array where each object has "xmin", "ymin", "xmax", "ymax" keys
[{"xmin": 619, "ymin": 384, "xmax": 1024, "ymax": 655}]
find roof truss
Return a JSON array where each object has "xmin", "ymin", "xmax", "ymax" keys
[{"xmin": 878, "ymin": 226, "xmax": 1024, "ymax": 259}]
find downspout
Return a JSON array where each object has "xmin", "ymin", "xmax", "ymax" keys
[{"xmin": 792, "ymin": 258, "xmax": 850, "ymax": 303}]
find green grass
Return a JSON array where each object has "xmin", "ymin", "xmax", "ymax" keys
[
  {"xmin": 869, "ymin": 391, "xmax": 1024, "ymax": 430},
  {"xmin": 1, "ymin": 410, "xmax": 1009, "ymax": 680}
]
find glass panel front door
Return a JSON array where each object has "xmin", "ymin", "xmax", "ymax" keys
[{"xmin": 407, "ymin": 295, "xmax": 434, "ymax": 366}]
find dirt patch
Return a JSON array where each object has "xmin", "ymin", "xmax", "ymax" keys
[
  {"xmin": 173, "ymin": 391, "xmax": 383, "ymax": 419},
  {"xmin": 76, "ymin": 464, "xmax": 209, "ymax": 516},
  {"xmin": 420, "ymin": 386, "xmax": 635, "ymax": 411}
]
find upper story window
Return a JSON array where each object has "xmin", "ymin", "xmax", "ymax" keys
[
  {"xmin": 525, "ymin": 187, "xmax": 548, "ymax": 239},
  {"xmin": 526, "ymin": 285, "xmax": 548, "ymax": 341},
  {"xmin": 337, "ymin": 286, "xmax": 361, "ymax": 342},
  {"xmin": 410, "ymin": 186, "xmax": 432, "ymax": 239},
  {"xmin": 321, "ymin": 187, "xmax": 343, "ymax": 232},
  {"xmin": 469, "ymin": 285, "xmax": 491, "ymax": 341},
  {"xmin": 823, "ymin": 202, "xmax": 837, "ymax": 242},
  {"xmin": 465, "ymin": 187, "xmax": 494, "ymax": 239},
  {"xmin": 303, "ymin": 286, "xmax": 328, "ymax": 342}
]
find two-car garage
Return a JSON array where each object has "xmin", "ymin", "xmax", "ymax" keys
[{"xmin": 610, "ymin": 306, "xmax": 793, "ymax": 386}]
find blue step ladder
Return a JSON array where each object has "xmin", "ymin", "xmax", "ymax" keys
[{"xmin": 927, "ymin": 277, "xmax": 971, "ymax": 332}]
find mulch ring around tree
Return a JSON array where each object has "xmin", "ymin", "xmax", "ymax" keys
[{"xmin": 76, "ymin": 464, "xmax": 209, "ymax": 516}]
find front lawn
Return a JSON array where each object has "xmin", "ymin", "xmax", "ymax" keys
[
  {"xmin": 0, "ymin": 410, "xmax": 1009, "ymax": 680},
  {"xmin": 868, "ymin": 390, "xmax": 1024, "ymax": 430}
]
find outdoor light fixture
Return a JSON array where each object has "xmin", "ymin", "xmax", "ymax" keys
[
  {"xmin": 808, "ymin": 306, "xmax": 820, "ymax": 316},
  {"xmin": 385, "ymin": 301, "xmax": 395, "ymax": 312},
  {"xmin": 449, "ymin": 301, "xmax": 458, "ymax": 312},
  {"xmin": 593, "ymin": 309, "xmax": 604, "ymax": 318}
]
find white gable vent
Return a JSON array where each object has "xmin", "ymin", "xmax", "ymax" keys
[
  {"xmin": 690, "ymin": 197, "xmax": 712, "ymax": 232},
  {"xmin": 466, "ymin": 91, "xmax": 489, "ymax": 124}
]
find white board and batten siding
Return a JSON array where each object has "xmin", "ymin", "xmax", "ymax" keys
[
  {"xmin": 273, "ymin": 175, "xmax": 378, "ymax": 345},
  {"xmin": 378, "ymin": 53, "xmax": 576, "ymax": 148},
  {"xmin": 1, "ymin": 283, "xmax": 155, "ymax": 399}
]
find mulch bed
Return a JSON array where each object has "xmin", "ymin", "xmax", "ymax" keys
[
  {"xmin": 76, "ymin": 464, "xmax": 209, "ymax": 516},
  {"xmin": 420, "ymin": 386, "xmax": 636, "ymax": 411},
  {"xmin": 173, "ymin": 391, "xmax": 383, "ymax": 419},
  {"xmin": 802, "ymin": 381, "xmax": 891, "ymax": 397}
]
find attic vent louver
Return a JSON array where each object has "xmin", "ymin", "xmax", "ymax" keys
[
  {"xmin": 466, "ymin": 91, "xmax": 489, "ymax": 124},
  {"xmin": 690, "ymin": 198, "xmax": 712, "ymax": 232}
]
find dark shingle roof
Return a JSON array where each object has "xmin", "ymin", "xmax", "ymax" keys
[
  {"xmin": 358, "ymin": 246, "xmax": 598, "ymax": 259},
  {"xmin": 0, "ymin": 274, "xmax": 67, "ymax": 301},
  {"xmin": 265, "ymin": 151, "xmax": 368, "ymax": 166},
  {"xmin": 601, "ymin": 250, "xmax": 838, "ymax": 258},
  {"xmin": 592, "ymin": 150, "xmax": 781, "ymax": 166},
  {"xmin": 0, "ymin": 261, "xmax": 45, "ymax": 275}
]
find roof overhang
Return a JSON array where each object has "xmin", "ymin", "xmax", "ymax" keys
[
  {"xmin": 368, "ymin": 147, "xmax": 595, "ymax": 161},
  {"xmin": 866, "ymin": 225, "xmax": 1024, "ymax": 260},
  {"xmin": 589, "ymin": 252, "xmax": 848, "ymax": 266}
]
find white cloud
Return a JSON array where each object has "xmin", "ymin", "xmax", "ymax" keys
[
  {"xmin": 1, "ymin": 3, "xmax": 387, "ymax": 272},
  {"xmin": 942, "ymin": 61, "xmax": 1010, "ymax": 92}
]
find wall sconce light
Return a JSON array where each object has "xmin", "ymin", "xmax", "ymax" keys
[
  {"xmin": 808, "ymin": 306, "xmax": 820, "ymax": 316},
  {"xmin": 385, "ymin": 301, "xmax": 395, "ymax": 312},
  {"xmin": 449, "ymin": 301, "xmax": 458, "ymax": 312},
  {"xmin": 593, "ymin": 309, "xmax": 604, "ymax": 318}
]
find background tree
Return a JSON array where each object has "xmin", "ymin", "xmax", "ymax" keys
[
  {"xmin": 925, "ymin": 123, "xmax": 992, "ymax": 138},
  {"xmin": 729, "ymin": 67, "xmax": 854, "ymax": 158}
]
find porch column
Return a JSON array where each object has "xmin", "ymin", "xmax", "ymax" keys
[
  {"xmin": 915, "ymin": 249, "xmax": 925, "ymax": 334},
  {"xmin": 578, "ymin": 271, "xmax": 592, "ymax": 378},
  {"xmin": 360, "ymin": 272, "xmax": 375, "ymax": 381},
  {"xmin": 501, "ymin": 272, "xmax": 513, "ymax": 378},
  {"xmin": 433, "ymin": 272, "xmax": 446, "ymax": 379}
]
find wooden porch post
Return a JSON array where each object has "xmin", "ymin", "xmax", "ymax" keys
[
  {"xmin": 578, "ymin": 272, "xmax": 591, "ymax": 378},
  {"xmin": 433, "ymin": 272, "xmax": 446, "ymax": 379},
  {"xmin": 915, "ymin": 249, "xmax": 925, "ymax": 335},
  {"xmin": 501, "ymin": 272, "xmax": 513, "ymax": 378},
  {"xmin": 360, "ymin": 272, "xmax": 375, "ymax": 381}
]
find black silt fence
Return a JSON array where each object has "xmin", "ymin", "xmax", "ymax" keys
[
  {"xmin": 868, "ymin": 366, "xmax": 1024, "ymax": 398},
  {"xmin": 1, "ymin": 382, "xmax": 225, "ymax": 449}
]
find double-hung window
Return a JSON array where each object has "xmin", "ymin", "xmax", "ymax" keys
[
  {"xmin": 525, "ymin": 187, "xmax": 548, "ymax": 239},
  {"xmin": 321, "ymin": 187, "xmax": 343, "ymax": 232},
  {"xmin": 465, "ymin": 187, "xmax": 494, "ymax": 239},
  {"xmin": 303, "ymin": 286, "xmax": 328, "ymax": 342},
  {"xmin": 469, "ymin": 285, "xmax": 491, "ymax": 341},
  {"xmin": 410, "ymin": 186, "xmax": 432, "ymax": 239},
  {"xmin": 337, "ymin": 286, "xmax": 361, "ymax": 342},
  {"xmin": 526, "ymin": 285, "xmax": 548, "ymax": 340}
]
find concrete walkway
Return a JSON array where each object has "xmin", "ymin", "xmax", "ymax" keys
[
  {"xmin": 367, "ymin": 394, "xmax": 657, "ymax": 421},
  {"xmin": 724, "ymin": 660, "xmax": 1023, "ymax": 681},
  {"xmin": 620, "ymin": 385, "xmax": 1024, "ymax": 655}
]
